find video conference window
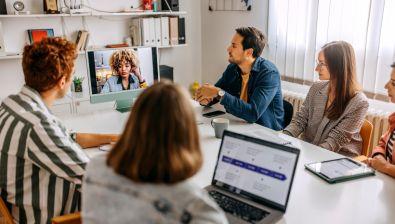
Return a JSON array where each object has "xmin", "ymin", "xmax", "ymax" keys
[{"xmin": 88, "ymin": 48, "xmax": 156, "ymax": 94}]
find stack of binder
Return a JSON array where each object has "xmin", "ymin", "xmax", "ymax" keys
[{"xmin": 130, "ymin": 16, "xmax": 185, "ymax": 47}]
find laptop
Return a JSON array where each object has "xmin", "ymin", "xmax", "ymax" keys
[{"xmin": 206, "ymin": 130, "xmax": 300, "ymax": 223}]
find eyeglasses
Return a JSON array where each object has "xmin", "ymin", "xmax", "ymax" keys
[{"xmin": 316, "ymin": 61, "xmax": 327, "ymax": 68}]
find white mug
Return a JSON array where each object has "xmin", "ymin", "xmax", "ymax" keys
[{"xmin": 211, "ymin": 118, "xmax": 229, "ymax": 138}]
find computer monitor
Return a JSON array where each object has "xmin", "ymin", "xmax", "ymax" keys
[{"xmin": 86, "ymin": 47, "xmax": 159, "ymax": 112}]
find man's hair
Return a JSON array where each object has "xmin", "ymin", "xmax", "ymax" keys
[
  {"xmin": 107, "ymin": 81, "xmax": 202, "ymax": 184},
  {"xmin": 110, "ymin": 49, "xmax": 140, "ymax": 75},
  {"xmin": 392, "ymin": 62, "xmax": 395, "ymax": 68},
  {"xmin": 235, "ymin": 27, "xmax": 267, "ymax": 58},
  {"xmin": 22, "ymin": 37, "xmax": 77, "ymax": 92}
]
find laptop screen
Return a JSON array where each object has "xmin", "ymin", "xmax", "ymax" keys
[{"xmin": 212, "ymin": 131, "xmax": 299, "ymax": 211}]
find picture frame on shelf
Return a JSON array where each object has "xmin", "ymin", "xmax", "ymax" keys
[
  {"xmin": 43, "ymin": 0, "xmax": 59, "ymax": 14},
  {"xmin": 27, "ymin": 29, "xmax": 54, "ymax": 44}
]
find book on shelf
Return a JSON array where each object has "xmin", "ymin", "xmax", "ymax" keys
[
  {"xmin": 130, "ymin": 18, "xmax": 142, "ymax": 46},
  {"xmin": 169, "ymin": 17, "xmax": 178, "ymax": 45},
  {"xmin": 27, "ymin": 29, "xmax": 54, "ymax": 44},
  {"xmin": 75, "ymin": 30, "xmax": 89, "ymax": 51}
]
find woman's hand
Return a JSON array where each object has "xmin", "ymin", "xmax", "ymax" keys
[
  {"xmin": 132, "ymin": 67, "xmax": 144, "ymax": 82},
  {"xmin": 367, "ymin": 155, "xmax": 389, "ymax": 173}
]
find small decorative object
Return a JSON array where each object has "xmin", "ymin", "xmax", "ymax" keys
[
  {"xmin": 44, "ymin": 0, "xmax": 59, "ymax": 14},
  {"xmin": 189, "ymin": 81, "xmax": 200, "ymax": 98},
  {"xmin": 73, "ymin": 76, "xmax": 84, "ymax": 92},
  {"xmin": 12, "ymin": 0, "xmax": 30, "ymax": 14},
  {"xmin": 209, "ymin": 0, "xmax": 252, "ymax": 11},
  {"xmin": 143, "ymin": 0, "xmax": 152, "ymax": 10}
]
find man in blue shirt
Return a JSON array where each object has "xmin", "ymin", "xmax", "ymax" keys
[{"xmin": 196, "ymin": 27, "xmax": 284, "ymax": 130}]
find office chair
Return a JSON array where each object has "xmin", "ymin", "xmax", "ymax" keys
[
  {"xmin": 360, "ymin": 119, "xmax": 373, "ymax": 157},
  {"xmin": 0, "ymin": 195, "xmax": 13, "ymax": 224},
  {"xmin": 283, "ymin": 99, "xmax": 294, "ymax": 128},
  {"xmin": 0, "ymin": 194, "xmax": 81, "ymax": 224}
]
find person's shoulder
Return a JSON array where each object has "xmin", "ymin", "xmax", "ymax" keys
[
  {"xmin": 107, "ymin": 75, "xmax": 118, "ymax": 82},
  {"xmin": 350, "ymin": 91, "xmax": 369, "ymax": 107},
  {"xmin": 310, "ymin": 81, "xmax": 329, "ymax": 91},
  {"xmin": 254, "ymin": 57, "xmax": 280, "ymax": 76},
  {"xmin": 2, "ymin": 92, "xmax": 51, "ymax": 126}
]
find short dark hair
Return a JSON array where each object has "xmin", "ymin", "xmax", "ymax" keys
[
  {"xmin": 22, "ymin": 37, "xmax": 77, "ymax": 92},
  {"xmin": 107, "ymin": 81, "xmax": 202, "ymax": 184},
  {"xmin": 392, "ymin": 62, "xmax": 395, "ymax": 68},
  {"xmin": 235, "ymin": 27, "xmax": 267, "ymax": 58}
]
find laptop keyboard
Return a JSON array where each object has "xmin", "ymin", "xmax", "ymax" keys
[{"xmin": 209, "ymin": 190, "xmax": 269, "ymax": 223}]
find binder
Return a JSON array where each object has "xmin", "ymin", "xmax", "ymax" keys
[
  {"xmin": 154, "ymin": 18, "xmax": 162, "ymax": 46},
  {"xmin": 160, "ymin": 17, "xmax": 170, "ymax": 46},
  {"xmin": 178, "ymin": 17, "xmax": 185, "ymax": 44},
  {"xmin": 130, "ymin": 18, "xmax": 142, "ymax": 46},
  {"xmin": 169, "ymin": 17, "xmax": 179, "ymax": 45},
  {"xmin": 142, "ymin": 18, "xmax": 151, "ymax": 46},
  {"xmin": 148, "ymin": 17, "xmax": 156, "ymax": 46}
]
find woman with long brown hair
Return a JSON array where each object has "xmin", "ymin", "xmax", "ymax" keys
[
  {"xmin": 284, "ymin": 41, "xmax": 369, "ymax": 157},
  {"xmin": 82, "ymin": 82, "xmax": 228, "ymax": 223}
]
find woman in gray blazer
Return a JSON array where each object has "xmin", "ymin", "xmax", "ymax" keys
[{"xmin": 284, "ymin": 41, "xmax": 369, "ymax": 157}]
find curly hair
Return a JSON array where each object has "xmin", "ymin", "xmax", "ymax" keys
[
  {"xmin": 109, "ymin": 49, "xmax": 140, "ymax": 75},
  {"xmin": 22, "ymin": 37, "xmax": 77, "ymax": 92}
]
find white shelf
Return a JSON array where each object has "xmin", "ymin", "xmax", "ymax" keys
[
  {"xmin": 0, "ymin": 54, "xmax": 22, "ymax": 60},
  {"xmin": 0, "ymin": 44, "xmax": 187, "ymax": 60},
  {"xmin": 0, "ymin": 51, "xmax": 86, "ymax": 60},
  {"xmin": 0, "ymin": 11, "xmax": 186, "ymax": 18}
]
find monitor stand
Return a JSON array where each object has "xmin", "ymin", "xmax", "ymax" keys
[{"xmin": 115, "ymin": 99, "xmax": 134, "ymax": 113}]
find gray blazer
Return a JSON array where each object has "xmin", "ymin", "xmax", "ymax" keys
[{"xmin": 284, "ymin": 81, "xmax": 369, "ymax": 157}]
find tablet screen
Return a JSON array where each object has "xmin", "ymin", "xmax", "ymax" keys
[{"xmin": 306, "ymin": 158, "xmax": 373, "ymax": 179}]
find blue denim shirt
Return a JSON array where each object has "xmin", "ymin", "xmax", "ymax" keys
[
  {"xmin": 101, "ymin": 74, "xmax": 140, "ymax": 94},
  {"xmin": 215, "ymin": 57, "xmax": 284, "ymax": 130}
]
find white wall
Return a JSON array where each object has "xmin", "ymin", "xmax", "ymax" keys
[
  {"xmin": 200, "ymin": 0, "xmax": 269, "ymax": 84},
  {"xmin": 0, "ymin": 0, "xmax": 201, "ymax": 100}
]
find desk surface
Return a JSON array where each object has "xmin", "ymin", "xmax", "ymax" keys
[{"xmin": 61, "ymin": 103, "xmax": 395, "ymax": 224}]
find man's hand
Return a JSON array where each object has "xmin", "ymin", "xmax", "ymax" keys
[
  {"xmin": 199, "ymin": 97, "xmax": 213, "ymax": 106},
  {"xmin": 196, "ymin": 84, "xmax": 220, "ymax": 103}
]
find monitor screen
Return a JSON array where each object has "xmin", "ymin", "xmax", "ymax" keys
[
  {"xmin": 86, "ymin": 47, "xmax": 158, "ymax": 103},
  {"xmin": 213, "ymin": 133, "xmax": 298, "ymax": 209}
]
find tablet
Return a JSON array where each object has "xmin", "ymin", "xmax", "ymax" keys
[{"xmin": 305, "ymin": 157, "xmax": 375, "ymax": 184}]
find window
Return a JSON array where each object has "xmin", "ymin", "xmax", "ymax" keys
[{"xmin": 267, "ymin": 0, "xmax": 395, "ymax": 97}]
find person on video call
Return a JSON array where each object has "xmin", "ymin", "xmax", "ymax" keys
[{"xmin": 101, "ymin": 49, "xmax": 148, "ymax": 93}]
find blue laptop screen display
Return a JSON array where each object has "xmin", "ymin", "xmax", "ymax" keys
[{"xmin": 214, "ymin": 135, "xmax": 298, "ymax": 207}]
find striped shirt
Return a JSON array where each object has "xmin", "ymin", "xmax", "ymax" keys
[
  {"xmin": 0, "ymin": 86, "xmax": 89, "ymax": 224},
  {"xmin": 386, "ymin": 130, "xmax": 395, "ymax": 163}
]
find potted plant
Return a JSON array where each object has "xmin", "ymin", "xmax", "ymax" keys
[{"xmin": 73, "ymin": 76, "xmax": 84, "ymax": 92}]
